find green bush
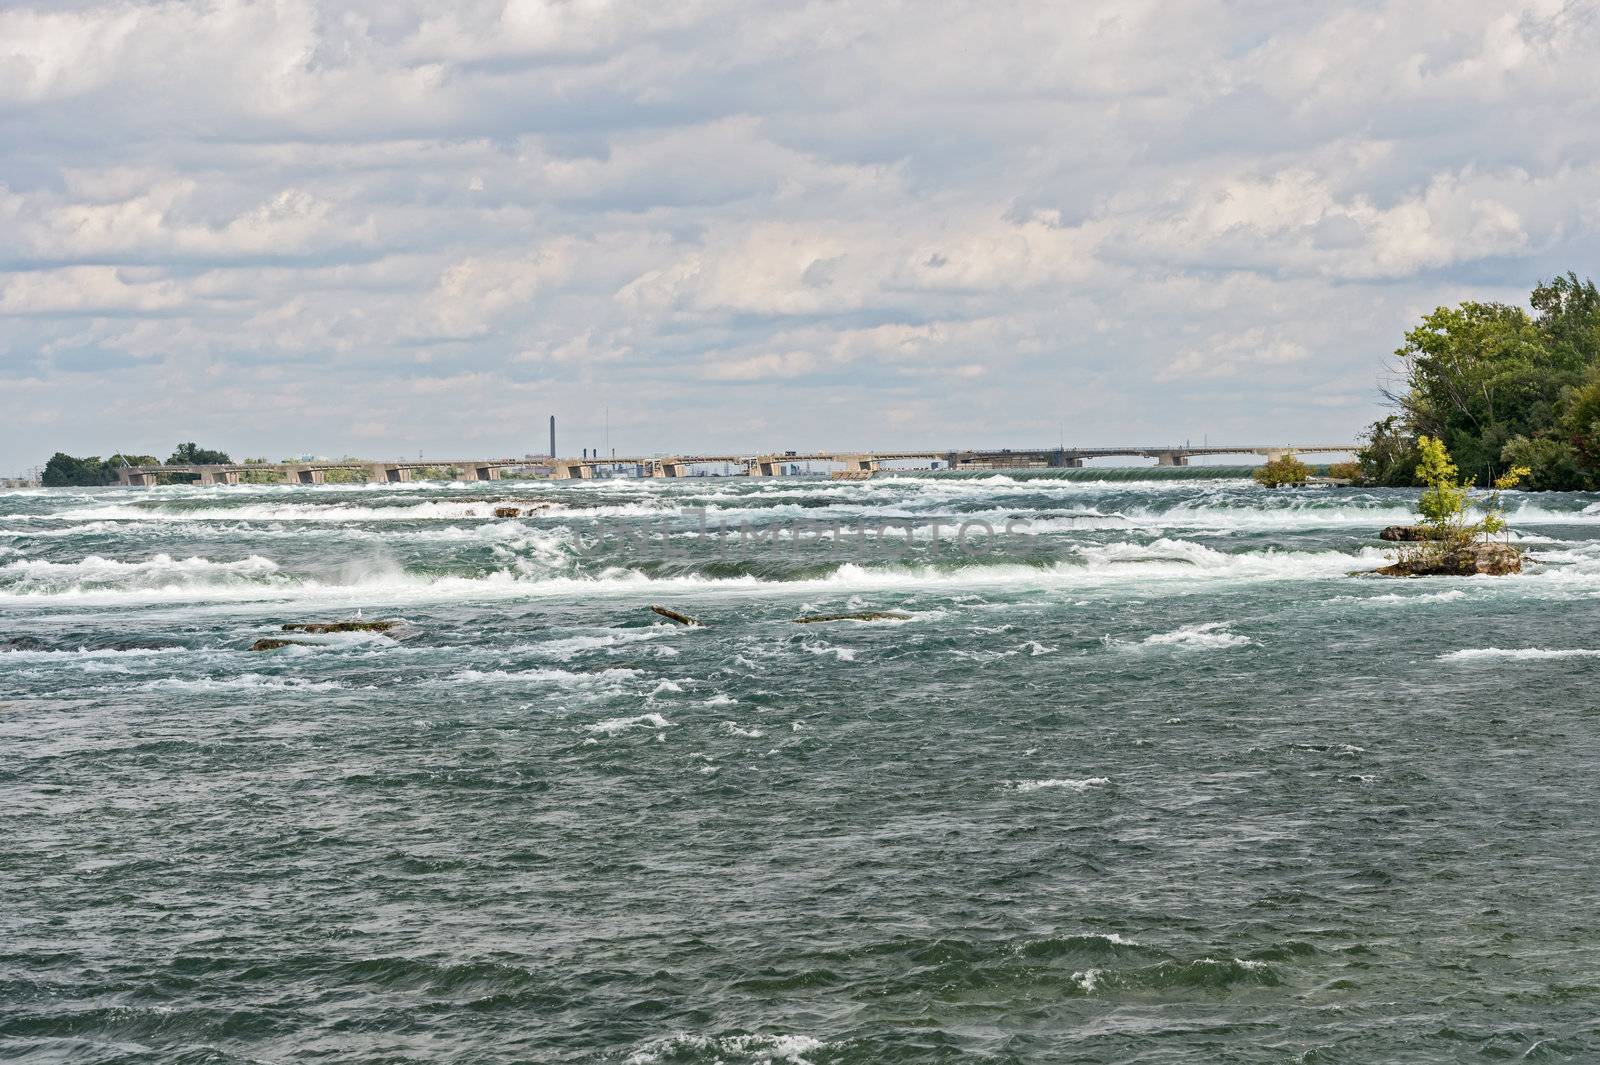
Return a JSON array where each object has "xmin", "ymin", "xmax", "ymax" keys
[
  {"xmin": 1500, "ymin": 435, "xmax": 1587, "ymax": 492},
  {"xmin": 1253, "ymin": 454, "xmax": 1312, "ymax": 488}
]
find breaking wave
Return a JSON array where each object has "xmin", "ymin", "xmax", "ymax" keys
[
  {"xmin": 1440, "ymin": 647, "xmax": 1600, "ymax": 661},
  {"xmin": 1111, "ymin": 621, "xmax": 1254, "ymax": 651},
  {"xmin": 0, "ymin": 553, "xmax": 284, "ymax": 596},
  {"xmin": 1012, "ymin": 776, "xmax": 1110, "ymax": 793},
  {"xmin": 0, "ymin": 537, "xmax": 1406, "ymax": 605}
]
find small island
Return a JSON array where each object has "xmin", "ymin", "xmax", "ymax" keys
[{"xmin": 1374, "ymin": 437, "xmax": 1525, "ymax": 577}]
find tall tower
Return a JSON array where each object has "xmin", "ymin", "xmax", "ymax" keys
[{"xmin": 549, "ymin": 415, "xmax": 556, "ymax": 459}]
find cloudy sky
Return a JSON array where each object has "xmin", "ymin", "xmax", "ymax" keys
[{"xmin": 2, "ymin": 0, "xmax": 1597, "ymax": 470}]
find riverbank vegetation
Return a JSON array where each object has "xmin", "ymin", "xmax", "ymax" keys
[
  {"xmin": 42, "ymin": 444, "xmax": 231, "ymax": 486},
  {"xmin": 41, "ymin": 453, "xmax": 159, "ymax": 487},
  {"xmin": 1252, "ymin": 454, "xmax": 1311, "ymax": 487},
  {"xmin": 1357, "ymin": 272, "xmax": 1600, "ymax": 489}
]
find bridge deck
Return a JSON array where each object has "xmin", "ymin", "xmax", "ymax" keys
[{"xmin": 118, "ymin": 444, "xmax": 1358, "ymax": 482}]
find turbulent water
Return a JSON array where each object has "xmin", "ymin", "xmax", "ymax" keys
[{"xmin": 6, "ymin": 471, "xmax": 1600, "ymax": 1063}]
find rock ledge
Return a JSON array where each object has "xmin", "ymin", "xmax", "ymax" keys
[{"xmin": 1375, "ymin": 542, "xmax": 1522, "ymax": 577}]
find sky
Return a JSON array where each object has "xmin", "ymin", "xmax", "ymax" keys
[{"xmin": 2, "ymin": 0, "xmax": 1598, "ymax": 471}]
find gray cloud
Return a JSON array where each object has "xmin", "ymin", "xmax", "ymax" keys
[{"xmin": 2, "ymin": 0, "xmax": 1598, "ymax": 469}]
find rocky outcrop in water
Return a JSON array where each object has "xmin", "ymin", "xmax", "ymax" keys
[
  {"xmin": 282, "ymin": 620, "xmax": 399, "ymax": 633},
  {"xmin": 249, "ymin": 638, "xmax": 303, "ymax": 651},
  {"xmin": 1375, "ymin": 542, "xmax": 1522, "ymax": 577},
  {"xmin": 650, "ymin": 605, "xmax": 702, "ymax": 626},
  {"xmin": 494, "ymin": 507, "xmax": 522, "ymax": 518},
  {"xmin": 792, "ymin": 611, "xmax": 912, "ymax": 623},
  {"xmin": 1378, "ymin": 525, "xmax": 1447, "ymax": 542}
]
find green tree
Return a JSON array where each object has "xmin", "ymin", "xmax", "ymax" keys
[
  {"xmin": 1414, "ymin": 436, "xmax": 1473, "ymax": 545},
  {"xmin": 1500, "ymin": 435, "xmax": 1585, "ymax": 492},
  {"xmin": 1356, "ymin": 416, "xmax": 1422, "ymax": 487},
  {"xmin": 41, "ymin": 452, "xmax": 160, "ymax": 486},
  {"xmin": 1393, "ymin": 300, "xmax": 1575, "ymax": 484},
  {"xmin": 1480, "ymin": 465, "xmax": 1530, "ymax": 542},
  {"xmin": 42, "ymin": 453, "xmax": 107, "ymax": 487},
  {"xmin": 167, "ymin": 442, "xmax": 232, "ymax": 465},
  {"xmin": 1253, "ymin": 453, "xmax": 1312, "ymax": 488},
  {"xmin": 1531, "ymin": 271, "xmax": 1600, "ymax": 368}
]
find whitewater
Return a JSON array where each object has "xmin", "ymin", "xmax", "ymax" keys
[{"xmin": 6, "ymin": 470, "xmax": 1600, "ymax": 1064}]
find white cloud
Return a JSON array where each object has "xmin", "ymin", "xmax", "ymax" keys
[
  {"xmin": 0, "ymin": 267, "xmax": 188, "ymax": 315},
  {"xmin": 1158, "ymin": 328, "xmax": 1310, "ymax": 382},
  {"xmin": 2, "ymin": 0, "xmax": 1598, "ymax": 467}
]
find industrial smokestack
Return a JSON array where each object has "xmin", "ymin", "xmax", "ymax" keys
[{"xmin": 549, "ymin": 415, "xmax": 556, "ymax": 459}]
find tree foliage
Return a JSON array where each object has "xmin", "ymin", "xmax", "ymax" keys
[
  {"xmin": 1355, "ymin": 415, "xmax": 1423, "ymax": 487},
  {"xmin": 1410, "ymin": 435, "xmax": 1527, "ymax": 549},
  {"xmin": 41, "ymin": 452, "xmax": 159, "ymax": 487},
  {"xmin": 167, "ymin": 442, "xmax": 232, "ymax": 465},
  {"xmin": 42, "ymin": 444, "xmax": 230, "ymax": 486},
  {"xmin": 1414, "ymin": 436, "xmax": 1472, "ymax": 541},
  {"xmin": 1365, "ymin": 273, "xmax": 1600, "ymax": 490},
  {"xmin": 1253, "ymin": 454, "xmax": 1312, "ymax": 488}
]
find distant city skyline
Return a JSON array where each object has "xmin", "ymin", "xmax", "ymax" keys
[{"xmin": 4, "ymin": 1, "xmax": 1599, "ymax": 471}]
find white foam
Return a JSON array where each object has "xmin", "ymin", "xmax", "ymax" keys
[
  {"xmin": 0, "ymin": 553, "xmax": 283, "ymax": 596},
  {"xmin": 586, "ymin": 712, "xmax": 672, "ymax": 736},
  {"xmin": 0, "ymin": 645, "xmax": 191, "ymax": 660},
  {"xmin": 515, "ymin": 626, "xmax": 674, "ymax": 660},
  {"xmin": 144, "ymin": 674, "xmax": 346, "ymax": 692},
  {"xmin": 1013, "ymin": 776, "xmax": 1110, "ymax": 793},
  {"xmin": 1117, "ymin": 622, "xmax": 1253, "ymax": 651},
  {"xmin": 451, "ymin": 666, "xmax": 643, "ymax": 684},
  {"xmin": 1335, "ymin": 589, "xmax": 1468, "ymax": 605},
  {"xmin": 1441, "ymin": 647, "xmax": 1600, "ymax": 661},
  {"xmin": 45, "ymin": 497, "xmax": 687, "ymax": 525},
  {"xmin": 0, "ymin": 536, "xmax": 1407, "ymax": 609},
  {"xmin": 625, "ymin": 1034, "xmax": 823, "ymax": 1065}
]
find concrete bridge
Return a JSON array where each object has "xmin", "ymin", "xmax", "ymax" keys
[{"xmin": 114, "ymin": 445, "xmax": 1357, "ymax": 486}]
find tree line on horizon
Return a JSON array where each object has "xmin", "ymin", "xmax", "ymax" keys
[
  {"xmin": 1355, "ymin": 271, "xmax": 1600, "ymax": 491},
  {"xmin": 42, "ymin": 443, "xmax": 233, "ymax": 487}
]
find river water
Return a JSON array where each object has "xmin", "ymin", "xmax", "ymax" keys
[{"xmin": 4, "ymin": 471, "xmax": 1600, "ymax": 1063}]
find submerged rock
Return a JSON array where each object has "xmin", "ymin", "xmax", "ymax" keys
[
  {"xmin": 493, "ymin": 507, "xmax": 522, "ymax": 518},
  {"xmin": 650, "ymin": 605, "xmax": 702, "ymax": 626},
  {"xmin": 249, "ymin": 638, "xmax": 303, "ymax": 652},
  {"xmin": 1375, "ymin": 542, "xmax": 1522, "ymax": 577},
  {"xmin": 281, "ymin": 620, "xmax": 400, "ymax": 633},
  {"xmin": 1378, "ymin": 525, "xmax": 1447, "ymax": 542},
  {"xmin": 792, "ymin": 611, "xmax": 912, "ymax": 623}
]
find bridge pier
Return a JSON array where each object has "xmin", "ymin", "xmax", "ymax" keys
[
  {"xmin": 1049, "ymin": 451, "xmax": 1084, "ymax": 468},
  {"xmin": 746, "ymin": 459, "xmax": 780, "ymax": 477},
  {"xmin": 463, "ymin": 465, "xmax": 501, "ymax": 482},
  {"xmin": 1156, "ymin": 452, "xmax": 1189, "ymax": 467},
  {"xmin": 294, "ymin": 468, "xmax": 326, "ymax": 485},
  {"xmin": 650, "ymin": 460, "xmax": 689, "ymax": 478},
  {"xmin": 122, "ymin": 471, "xmax": 156, "ymax": 487},
  {"xmin": 553, "ymin": 462, "xmax": 593, "ymax": 480}
]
